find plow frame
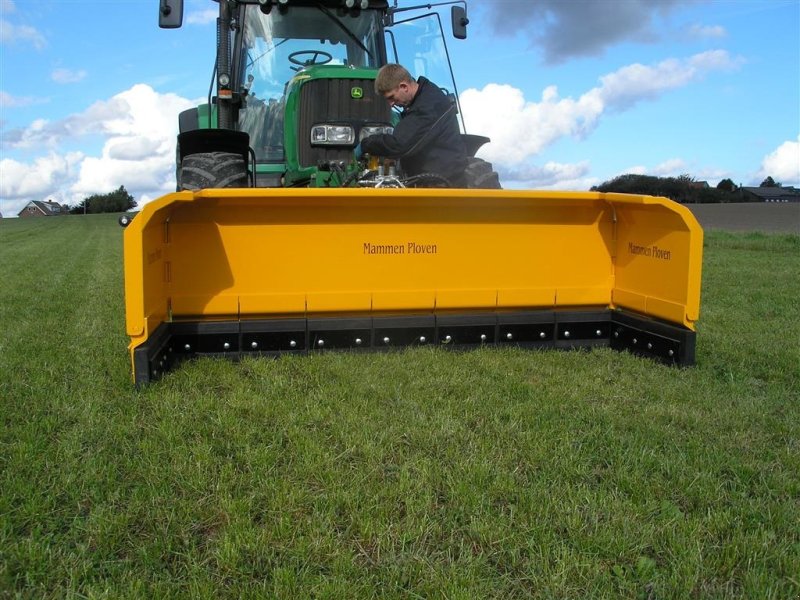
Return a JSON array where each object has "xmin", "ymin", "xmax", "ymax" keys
[{"xmin": 124, "ymin": 188, "xmax": 702, "ymax": 385}]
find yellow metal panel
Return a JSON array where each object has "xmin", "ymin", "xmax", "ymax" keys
[
  {"xmin": 151, "ymin": 189, "xmax": 618, "ymax": 317},
  {"xmin": 612, "ymin": 288, "xmax": 647, "ymax": 315},
  {"xmin": 436, "ymin": 289, "xmax": 497, "ymax": 309},
  {"xmin": 123, "ymin": 187, "xmax": 702, "ymax": 365},
  {"xmin": 646, "ymin": 296, "xmax": 692, "ymax": 326},
  {"xmin": 239, "ymin": 293, "xmax": 307, "ymax": 315},
  {"xmin": 307, "ymin": 291, "xmax": 372, "ymax": 312},
  {"xmin": 123, "ymin": 219, "xmax": 146, "ymax": 337},
  {"xmin": 496, "ymin": 288, "xmax": 556, "ymax": 308},
  {"xmin": 555, "ymin": 286, "xmax": 612, "ymax": 306},
  {"xmin": 607, "ymin": 193, "xmax": 703, "ymax": 329},
  {"xmin": 372, "ymin": 290, "xmax": 436, "ymax": 311},
  {"xmin": 171, "ymin": 294, "xmax": 239, "ymax": 317},
  {"xmin": 123, "ymin": 193, "xmax": 191, "ymax": 340}
]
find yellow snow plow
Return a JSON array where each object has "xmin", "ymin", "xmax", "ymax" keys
[
  {"xmin": 123, "ymin": 188, "xmax": 702, "ymax": 385},
  {"xmin": 126, "ymin": 1, "xmax": 703, "ymax": 385}
]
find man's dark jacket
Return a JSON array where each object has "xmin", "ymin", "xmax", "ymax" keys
[{"xmin": 361, "ymin": 77, "xmax": 467, "ymax": 183}]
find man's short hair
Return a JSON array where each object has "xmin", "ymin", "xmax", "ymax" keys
[{"xmin": 375, "ymin": 64, "xmax": 414, "ymax": 95}]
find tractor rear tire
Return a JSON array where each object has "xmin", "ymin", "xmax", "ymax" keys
[
  {"xmin": 464, "ymin": 157, "xmax": 502, "ymax": 189},
  {"xmin": 404, "ymin": 172, "xmax": 452, "ymax": 188},
  {"xmin": 179, "ymin": 152, "xmax": 248, "ymax": 191}
]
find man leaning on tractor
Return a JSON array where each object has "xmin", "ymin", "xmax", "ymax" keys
[{"xmin": 357, "ymin": 63, "xmax": 468, "ymax": 187}]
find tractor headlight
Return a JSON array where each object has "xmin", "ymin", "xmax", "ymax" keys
[
  {"xmin": 359, "ymin": 126, "xmax": 393, "ymax": 141},
  {"xmin": 310, "ymin": 124, "xmax": 355, "ymax": 146}
]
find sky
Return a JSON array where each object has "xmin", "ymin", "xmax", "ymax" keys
[{"xmin": 1, "ymin": 0, "xmax": 798, "ymax": 217}]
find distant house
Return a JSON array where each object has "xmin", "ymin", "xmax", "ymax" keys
[
  {"xmin": 17, "ymin": 200, "xmax": 68, "ymax": 218},
  {"xmin": 742, "ymin": 186, "xmax": 800, "ymax": 203},
  {"xmin": 690, "ymin": 181, "xmax": 710, "ymax": 189}
]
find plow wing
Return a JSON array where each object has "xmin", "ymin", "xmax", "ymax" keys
[{"xmin": 123, "ymin": 188, "xmax": 702, "ymax": 385}]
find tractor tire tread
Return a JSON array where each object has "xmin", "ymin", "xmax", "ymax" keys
[
  {"xmin": 464, "ymin": 157, "xmax": 502, "ymax": 189},
  {"xmin": 179, "ymin": 151, "xmax": 248, "ymax": 191}
]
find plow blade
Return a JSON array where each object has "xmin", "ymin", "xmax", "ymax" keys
[{"xmin": 123, "ymin": 188, "xmax": 702, "ymax": 385}]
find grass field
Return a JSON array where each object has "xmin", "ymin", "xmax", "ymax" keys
[{"xmin": 1, "ymin": 214, "xmax": 798, "ymax": 598}]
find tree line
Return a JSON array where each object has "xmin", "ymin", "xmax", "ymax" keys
[
  {"xmin": 590, "ymin": 175, "xmax": 783, "ymax": 203},
  {"xmin": 67, "ymin": 186, "xmax": 137, "ymax": 214}
]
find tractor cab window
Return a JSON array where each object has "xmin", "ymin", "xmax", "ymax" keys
[
  {"xmin": 386, "ymin": 12, "xmax": 463, "ymax": 131},
  {"xmin": 238, "ymin": 5, "xmax": 383, "ymax": 162}
]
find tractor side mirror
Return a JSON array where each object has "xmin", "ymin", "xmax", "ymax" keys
[
  {"xmin": 159, "ymin": 0, "xmax": 184, "ymax": 29},
  {"xmin": 451, "ymin": 5, "xmax": 468, "ymax": 40}
]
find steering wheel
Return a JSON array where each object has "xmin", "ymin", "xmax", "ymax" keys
[{"xmin": 288, "ymin": 50, "xmax": 333, "ymax": 70}]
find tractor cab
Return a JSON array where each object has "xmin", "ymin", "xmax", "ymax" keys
[
  {"xmin": 233, "ymin": 3, "xmax": 389, "ymax": 175},
  {"xmin": 163, "ymin": 0, "xmax": 469, "ymax": 187}
]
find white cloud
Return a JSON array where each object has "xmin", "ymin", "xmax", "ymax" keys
[
  {"xmin": 499, "ymin": 161, "xmax": 594, "ymax": 190},
  {"xmin": 651, "ymin": 158, "xmax": 688, "ymax": 177},
  {"xmin": 186, "ymin": 8, "xmax": 218, "ymax": 25},
  {"xmin": 0, "ymin": 84, "xmax": 196, "ymax": 217},
  {"xmin": 107, "ymin": 137, "xmax": 163, "ymax": 161},
  {"xmin": 461, "ymin": 50, "xmax": 742, "ymax": 167},
  {"xmin": 688, "ymin": 24, "xmax": 726, "ymax": 39},
  {"xmin": 0, "ymin": 90, "xmax": 41, "ymax": 108},
  {"xmin": 758, "ymin": 136, "xmax": 800, "ymax": 186},
  {"xmin": 72, "ymin": 155, "xmax": 173, "ymax": 197},
  {"xmin": 0, "ymin": 18, "xmax": 46, "ymax": 50},
  {"xmin": 461, "ymin": 83, "xmax": 602, "ymax": 165},
  {"xmin": 0, "ymin": 152, "xmax": 84, "ymax": 203},
  {"xmin": 51, "ymin": 68, "xmax": 88, "ymax": 84},
  {"xmin": 625, "ymin": 165, "xmax": 648, "ymax": 176},
  {"xmin": 598, "ymin": 50, "xmax": 743, "ymax": 110},
  {"xmin": 3, "ymin": 84, "xmax": 194, "ymax": 149},
  {"xmin": 688, "ymin": 49, "xmax": 743, "ymax": 71}
]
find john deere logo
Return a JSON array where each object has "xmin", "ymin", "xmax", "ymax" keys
[{"xmin": 351, "ymin": 86, "xmax": 363, "ymax": 99}]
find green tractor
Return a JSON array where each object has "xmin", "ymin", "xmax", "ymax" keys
[{"xmin": 160, "ymin": 0, "xmax": 499, "ymax": 190}]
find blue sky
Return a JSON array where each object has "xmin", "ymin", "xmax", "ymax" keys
[{"xmin": 1, "ymin": 0, "xmax": 798, "ymax": 217}]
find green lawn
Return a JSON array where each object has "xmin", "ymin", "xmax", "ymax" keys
[{"xmin": 1, "ymin": 214, "xmax": 798, "ymax": 598}]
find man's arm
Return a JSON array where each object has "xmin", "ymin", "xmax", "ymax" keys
[{"xmin": 360, "ymin": 106, "xmax": 441, "ymax": 158}]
